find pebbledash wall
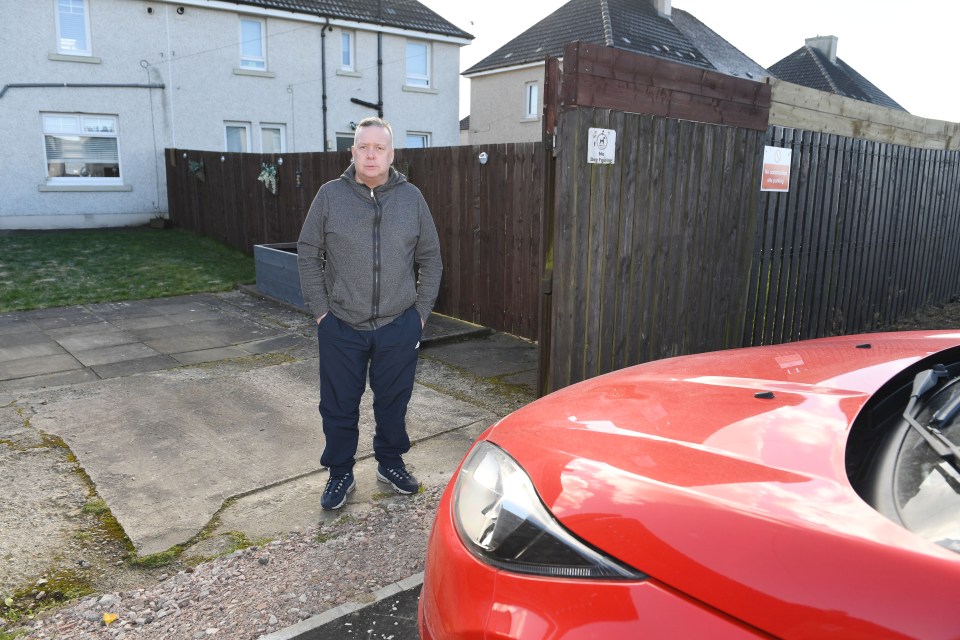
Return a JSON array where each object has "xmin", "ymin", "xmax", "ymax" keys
[{"xmin": 1, "ymin": 0, "xmax": 466, "ymax": 230}]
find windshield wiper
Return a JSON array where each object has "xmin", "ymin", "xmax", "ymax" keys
[{"xmin": 903, "ymin": 366, "xmax": 960, "ymax": 474}]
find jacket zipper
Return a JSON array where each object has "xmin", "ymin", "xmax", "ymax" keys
[{"xmin": 371, "ymin": 187, "xmax": 382, "ymax": 328}]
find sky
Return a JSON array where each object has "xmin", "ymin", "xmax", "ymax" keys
[{"xmin": 418, "ymin": 0, "xmax": 959, "ymax": 123}]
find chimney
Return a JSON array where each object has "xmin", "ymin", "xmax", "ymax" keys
[
  {"xmin": 653, "ymin": 0, "xmax": 671, "ymax": 19},
  {"xmin": 805, "ymin": 35, "xmax": 838, "ymax": 64}
]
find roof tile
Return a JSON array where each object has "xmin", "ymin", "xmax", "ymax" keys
[
  {"xmin": 463, "ymin": 0, "xmax": 763, "ymax": 77},
  {"xmin": 230, "ymin": 0, "xmax": 473, "ymax": 39},
  {"xmin": 769, "ymin": 46, "xmax": 905, "ymax": 111}
]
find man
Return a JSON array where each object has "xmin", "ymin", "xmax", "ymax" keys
[{"xmin": 297, "ymin": 117, "xmax": 442, "ymax": 511}]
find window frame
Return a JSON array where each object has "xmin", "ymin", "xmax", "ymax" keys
[
  {"xmin": 42, "ymin": 112, "xmax": 122, "ymax": 185},
  {"xmin": 405, "ymin": 132, "xmax": 431, "ymax": 149},
  {"xmin": 405, "ymin": 40, "xmax": 431, "ymax": 88},
  {"xmin": 224, "ymin": 122, "xmax": 252, "ymax": 152},
  {"xmin": 239, "ymin": 17, "xmax": 266, "ymax": 71},
  {"xmin": 524, "ymin": 81, "xmax": 540, "ymax": 119},
  {"xmin": 340, "ymin": 30, "xmax": 355, "ymax": 71},
  {"xmin": 55, "ymin": 0, "xmax": 92, "ymax": 57},
  {"xmin": 259, "ymin": 123, "xmax": 286, "ymax": 153}
]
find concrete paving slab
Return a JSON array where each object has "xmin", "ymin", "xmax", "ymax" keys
[
  {"xmin": 0, "ymin": 318, "xmax": 41, "ymax": 336},
  {"xmin": 73, "ymin": 342, "xmax": 160, "ymax": 367},
  {"xmin": 86, "ymin": 301, "xmax": 159, "ymax": 320},
  {"xmin": 71, "ymin": 342, "xmax": 163, "ymax": 367},
  {"xmin": 0, "ymin": 339, "xmax": 68, "ymax": 362},
  {"xmin": 56, "ymin": 330, "xmax": 140, "ymax": 353},
  {"xmin": 143, "ymin": 334, "xmax": 247, "ymax": 354},
  {"xmin": 91, "ymin": 354, "xmax": 182, "ymax": 379},
  {"xmin": 0, "ymin": 368, "xmax": 100, "ymax": 394},
  {"xmin": 170, "ymin": 345, "xmax": 253, "ymax": 365},
  {"xmin": 30, "ymin": 308, "xmax": 103, "ymax": 329},
  {"xmin": 3, "ymin": 288, "xmax": 539, "ymax": 624},
  {"xmin": 0, "ymin": 353, "xmax": 84, "ymax": 381},
  {"xmin": 236, "ymin": 334, "xmax": 316, "ymax": 356},
  {"xmin": 28, "ymin": 357, "xmax": 492, "ymax": 556},
  {"xmin": 110, "ymin": 315, "xmax": 179, "ymax": 331},
  {"xmin": 205, "ymin": 419, "xmax": 491, "ymax": 546}
]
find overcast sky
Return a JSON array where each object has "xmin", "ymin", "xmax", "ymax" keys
[{"xmin": 419, "ymin": 0, "xmax": 959, "ymax": 123}]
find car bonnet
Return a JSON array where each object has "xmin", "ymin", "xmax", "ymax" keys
[{"xmin": 484, "ymin": 331, "xmax": 960, "ymax": 638}]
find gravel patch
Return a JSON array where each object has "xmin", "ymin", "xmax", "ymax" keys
[{"xmin": 12, "ymin": 487, "xmax": 440, "ymax": 639}]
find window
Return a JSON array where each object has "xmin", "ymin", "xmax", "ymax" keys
[
  {"xmin": 524, "ymin": 81, "xmax": 540, "ymax": 119},
  {"xmin": 336, "ymin": 135, "xmax": 354, "ymax": 151},
  {"xmin": 405, "ymin": 132, "xmax": 430, "ymax": 148},
  {"xmin": 340, "ymin": 30, "xmax": 354, "ymax": 71},
  {"xmin": 406, "ymin": 41, "xmax": 430, "ymax": 88},
  {"xmin": 225, "ymin": 122, "xmax": 251, "ymax": 152},
  {"xmin": 56, "ymin": 0, "xmax": 91, "ymax": 56},
  {"xmin": 260, "ymin": 124, "xmax": 286, "ymax": 153},
  {"xmin": 239, "ymin": 18, "xmax": 266, "ymax": 70},
  {"xmin": 43, "ymin": 113, "xmax": 120, "ymax": 183}
]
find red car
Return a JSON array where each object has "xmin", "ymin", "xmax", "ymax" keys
[{"xmin": 419, "ymin": 331, "xmax": 960, "ymax": 639}]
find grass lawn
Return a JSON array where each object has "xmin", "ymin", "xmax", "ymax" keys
[{"xmin": 0, "ymin": 227, "xmax": 255, "ymax": 312}]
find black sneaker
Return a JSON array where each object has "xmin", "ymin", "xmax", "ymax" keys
[
  {"xmin": 376, "ymin": 464, "xmax": 419, "ymax": 495},
  {"xmin": 321, "ymin": 472, "xmax": 355, "ymax": 510}
]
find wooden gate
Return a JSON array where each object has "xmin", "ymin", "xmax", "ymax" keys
[{"xmin": 539, "ymin": 42, "xmax": 960, "ymax": 394}]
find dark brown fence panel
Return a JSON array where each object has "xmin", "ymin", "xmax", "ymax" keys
[
  {"xmin": 165, "ymin": 144, "xmax": 542, "ymax": 340},
  {"xmin": 546, "ymin": 106, "xmax": 766, "ymax": 390},
  {"xmin": 544, "ymin": 44, "xmax": 960, "ymax": 394},
  {"xmin": 745, "ymin": 130, "xmax": 960, "ymax": 344},
  {"xmin": 560, "ymin": 41, "xmax": 771, "ymax": 131}
]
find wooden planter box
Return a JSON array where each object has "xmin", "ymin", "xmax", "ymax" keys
[{"xmin": 254, "ymin": 243, "xmax": 306, "ymax": 310}]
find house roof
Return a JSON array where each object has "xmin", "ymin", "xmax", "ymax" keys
[
  {"xmin": 463, "ymin": 0, "xmax": 765, "ymax": 78},
  {"xmin": 229, "ymin": 0, "xmax": 473, "ymax": 40},
  {"xmin": 768, "ymin": 44, "xmax": 905, "ymax": 111},
  {"xmin": 671, "ymin": 9, "xmax": 767, "ymax": 80}
]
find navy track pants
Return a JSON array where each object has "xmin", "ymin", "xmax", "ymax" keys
[{"xmin": 316, "ymin": 306, "xmax": 422, "ymax": 476}]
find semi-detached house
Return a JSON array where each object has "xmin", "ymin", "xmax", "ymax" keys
[{"xmin": 1, "ymin": 0, "xmax": 472, "ymax": 230}]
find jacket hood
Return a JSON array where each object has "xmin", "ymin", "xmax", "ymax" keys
[{"xmin": 340, "ymin": 164, "xmax": 408, "ymax": 194}]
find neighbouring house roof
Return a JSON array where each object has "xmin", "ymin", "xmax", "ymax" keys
[
  {"xmin": 230, "ymin": 0, "xmax": 473, "ymax": 40},
  {"xmin": 769, "ymin": 42, "xmax": 906, "ymax": 111},
  {"xmin": 671, "ymin": 10, "xmax": 767, "ymax": 80},
  {"xmin": 463, "ymin": 0, "xmax": 765, "ymax": 78}
]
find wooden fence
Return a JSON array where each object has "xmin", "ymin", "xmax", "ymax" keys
[
  {"xmin": 166, "ymin": 40, "xmax": 960, "ymax": 395},
  {"xmin": 540, "ymin": 42, "xmax": 960, "ymax": 392},
  {"xmin": 165, "ymin": 144, "xmax": 543, "ymax": 340},
  {"xmin": 747, "ymin": 128, "xmax": 960, "ymax": 346}
]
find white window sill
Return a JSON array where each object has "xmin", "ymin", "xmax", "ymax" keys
[
  {"xmin": 233, "ymin": 68, "xmax": 275, "ymax": 78},
  {"xmin": 39, "ymin": 184, "xmax": 132, "ymax": 192},
  {"xmin": 402, "ymin": 85, "xmax": 437, "ymax": 95},
  {"xmin": 336, "ymin": 69, "xmax": 361, "ymax": 77},
  {"xmin": 49, "ymin": 53, "xmax": 102, "ymax": 64},
  {"xmin": 520, "ymin": 116, "xmax": 541, "ymax": 123}
]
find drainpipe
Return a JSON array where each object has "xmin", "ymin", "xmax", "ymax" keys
[
  {"xmin": 321, "ymin": 18, "xmax": 330, "ymax": 150},
  {"xmin": 0, "ymin": 83, "xmax": 164, "ymax": 99},
  {"xmin": 377, "ymin": 32, "xmax": 383, "ymax": 118},
  {"xmin": 377, "ymin": 0, "xmax": 383, "ymax": 117},
  {"xmin": 348, "ymin": 2, "xmax": 384, "ymax": 117}
]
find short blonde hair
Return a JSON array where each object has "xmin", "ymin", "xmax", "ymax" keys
[{"xmin": 353, "ymin": 117, "xmax": 394, "ymax": 149}]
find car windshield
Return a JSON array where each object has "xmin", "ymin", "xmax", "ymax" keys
[{"xmin": 894, "ymin": 380, "xmax": 960, "ymax": 553}]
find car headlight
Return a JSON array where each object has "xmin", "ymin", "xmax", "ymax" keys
[{"xmin": 453, "ymin": 440, "xmax": 646, "ymax": 579}]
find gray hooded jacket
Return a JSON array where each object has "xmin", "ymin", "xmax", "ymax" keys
[{"xmin": 297, "ymin": 164, "xmax": 442, "ymax": 331}]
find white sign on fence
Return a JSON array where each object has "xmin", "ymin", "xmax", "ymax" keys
[
  {"xmin": 587, "ymin": 128, "xmax": 617, "ymax": 164},
  {"xmin": 760, "ymin": 146, "xmax": 792, "ymax": 192}
]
